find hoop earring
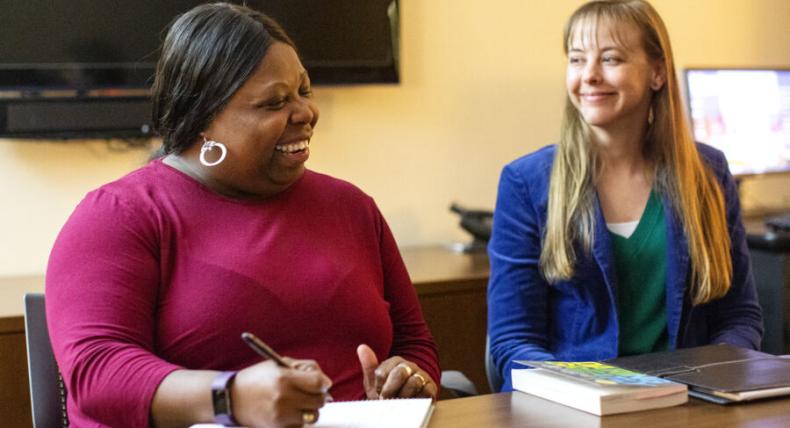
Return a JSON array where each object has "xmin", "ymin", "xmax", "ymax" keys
[{"xmin": 199, "ymin": 137, "xmax": 227, "ymax": 167}]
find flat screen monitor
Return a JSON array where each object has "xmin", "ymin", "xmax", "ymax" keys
[
  {"xmin": 0, "ymin": 0, "xmax": 399, "ymax": 138},
  {"xmin": 684, "ymin": 68, "xmax": 790, "ymax": 177},
  {"xmin": 0, "ymin": 0, "xmax": 399, "ymax": 93}
]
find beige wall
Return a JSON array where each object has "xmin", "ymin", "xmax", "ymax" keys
[{"xmin": 1, "ymin": 0, "xmax": 789, "ymax": 276}]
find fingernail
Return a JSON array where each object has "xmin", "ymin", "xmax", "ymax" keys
[{"xmin": 325, "ymin": 393, "xmax": 334, "ymax": 402}]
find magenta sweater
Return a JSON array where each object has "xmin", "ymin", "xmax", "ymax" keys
[{"xmin": 46, "ymin": 160, "xmax": 440, "ymax": 427}]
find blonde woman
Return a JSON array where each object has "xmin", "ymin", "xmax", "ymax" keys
[{"xmin": 487, "ymin": 0, "xmax": 762, "ymax": 391}]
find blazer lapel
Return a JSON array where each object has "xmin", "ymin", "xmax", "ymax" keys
[{"xmin": 592, "ymin": 195, "xmax": 619, "ymax": 315}]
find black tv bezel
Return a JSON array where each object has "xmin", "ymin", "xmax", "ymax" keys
[{"xmin": 683, "ymin": 66, "xmax": 790, "ymax": 179}]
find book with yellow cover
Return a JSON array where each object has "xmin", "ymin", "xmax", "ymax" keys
[{"xmin": 512, "ymin": 361, "xmax": 687, "ymax": 416}]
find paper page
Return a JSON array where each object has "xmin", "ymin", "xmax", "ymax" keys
[
  {"xmin": 190, "ymin": 398, "xmax": 433, "ymax": 428},
  {"xmin": 315, "ymin": 398, "xmax": 433, "ymax": 428}
]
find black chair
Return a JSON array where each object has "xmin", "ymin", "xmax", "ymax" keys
[
  {"xmin": 24, "ymin": 293, "xmax": 68, "ymax": 428},
  {"xmin": 440, "ymin": 370, "xmax": 478, "ymax": 398},
  {"xmin": 485, "ymin": 335, "xmax": 504, "ymax": 392}
]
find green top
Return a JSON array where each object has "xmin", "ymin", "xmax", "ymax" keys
[{"xmin": 609, "ymin": 190, "xmax": 669, "ymax": 356}]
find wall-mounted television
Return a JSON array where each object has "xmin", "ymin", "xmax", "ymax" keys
[
  {"xmin": 0, "ymin": 0, "xmax": 400, "ymax": 139},
  {"xmin": 684, "ymin": 68, "xmax": 790, "ymax": 177}
]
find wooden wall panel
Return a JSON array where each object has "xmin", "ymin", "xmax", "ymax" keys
[{"xmin": 0, "ymin": 331, "xmax": 32, "ymax": 428}]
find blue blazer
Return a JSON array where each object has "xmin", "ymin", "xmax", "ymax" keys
[{"xmin": 487, "ymin": 144, "xmax": 763, "ymax": 392}]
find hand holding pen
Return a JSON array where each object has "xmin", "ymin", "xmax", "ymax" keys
[
  {"xmin": 241, "ymin": 332, "xmax": 292, "ymax": 367},
  {"xmin": 231, "ymin": 332, "xmax": 332, "ymax": 426},
  {"xmin": 242, "ymin": 332, "xmax": 334, "ymax": 394}
]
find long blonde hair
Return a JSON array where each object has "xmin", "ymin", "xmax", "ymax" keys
[{"xmin": 540, "ymin": 0, "xmax": 731, "ymax": 305}]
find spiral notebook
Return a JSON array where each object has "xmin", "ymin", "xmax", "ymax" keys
[{"xmin": 191, "ymin": 397, "xmax": 434, "ymax": 428}]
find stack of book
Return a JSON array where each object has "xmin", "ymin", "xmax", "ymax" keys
[
  {"xmin": 512, "ymin": 360, "xmax": 687, "ymax": 415},
  {"xmin": 512, "ymin": 344, "xmax": 790, "ymax": 416}
]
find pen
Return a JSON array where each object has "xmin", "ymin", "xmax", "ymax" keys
[
  {"xmin": 242, "ymin": 331, "xmax": 334, "ymax": 401},
  {"xmin": 241, "ymin": 331, "xmax": 292, "ymax": 368}
]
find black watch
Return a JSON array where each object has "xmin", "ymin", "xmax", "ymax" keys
[{"xmin": 211, "ymin": 371, "xmax": 238, "ymax": 426}]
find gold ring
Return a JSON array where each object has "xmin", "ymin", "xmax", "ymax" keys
[
  {"xmin": 399, "ymin": 363, "xmax": 414, "ymax": 377},
  {"xmin": 302, "ymin": 411, "xmax": 318, "ymax": 425},
  {"xmin": 412, "ymin": 373, "xmax": 428, "ymax": 390}
]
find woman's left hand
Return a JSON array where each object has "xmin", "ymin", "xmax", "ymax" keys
[{"xmin": 356, "ymin": 344, "xmax": 438, "ymax": 400}]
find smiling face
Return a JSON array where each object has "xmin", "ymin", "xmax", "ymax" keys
[
  {"xmin": 201, "ymin": 42, "xmax": 319, "ymax": 197},
  {"xmin": 565, "ymin": 19, "xmax": 664, "ymax": 133}
]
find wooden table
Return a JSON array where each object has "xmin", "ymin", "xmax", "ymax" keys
[{"xmin": 429, "ymin": 392, "xmax": 790, "ymax": 427}]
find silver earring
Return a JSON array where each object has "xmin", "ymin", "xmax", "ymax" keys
[{"xmin": 199, "ymin": 137, "xmax": 227, "ymax": 167}]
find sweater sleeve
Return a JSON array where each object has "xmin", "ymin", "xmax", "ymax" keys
[
  {"xmin": 375, "ymin": 207, "xmax": 441, "ymax": 385},
  {"xmin": 46, "ymin": 189, "xmax": 181, "ymax": 427},
  {"xmin": 487, "ymin": 163, "xmax": 556, "ymax": 391}
]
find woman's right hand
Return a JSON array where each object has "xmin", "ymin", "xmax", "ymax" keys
[{"xmin": 231, "ymin": 358, "xmax": 332, "ymax": 427}]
